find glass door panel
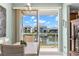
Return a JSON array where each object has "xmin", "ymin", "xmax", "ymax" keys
[
  {"xmin": 39, "ymin": 15, "xmax": 58, "ymax": 48},
  {"xmin": 22, "ymin": 10, "xmax": 38, "ymax": 42}
]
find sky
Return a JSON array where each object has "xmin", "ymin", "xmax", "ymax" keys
[{"xmin": 23, "ymin": 15, "xmax": 58, "ymax": 29}]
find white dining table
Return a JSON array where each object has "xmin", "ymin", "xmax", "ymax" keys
[{"xmin": 13, "ymin": 42, "xmax": 39, "ymax": 55}]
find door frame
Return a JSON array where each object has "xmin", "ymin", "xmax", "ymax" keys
[{"xmin": 20, "ymin": 8, "xmax": 62, "ymax": 51}]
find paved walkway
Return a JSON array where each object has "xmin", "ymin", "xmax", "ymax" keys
[{"xmin": 39, "ymin": 48, "xmax": 63, "ymax": 56}]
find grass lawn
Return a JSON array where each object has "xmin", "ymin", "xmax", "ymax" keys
[{"xmin": 40, "ymin": 43, "xmax": 58, "ymax": 48}]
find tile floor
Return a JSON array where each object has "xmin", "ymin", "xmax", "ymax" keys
[{"xmin": 39, "ymin": 48, "xmax": 63, "ymax": 56}]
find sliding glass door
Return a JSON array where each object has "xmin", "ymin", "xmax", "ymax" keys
[{"xmin": 21, "ymin": 10, "xmax": 58, "ymax": 48}]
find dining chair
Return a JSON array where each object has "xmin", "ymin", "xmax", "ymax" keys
[
  {"xmin": 1, "ymin": 45, "xmax": 24, "ymax": 56},
  {"xmin": 23, "ymin": 35, "xmax": 34, "ymax": 42}
]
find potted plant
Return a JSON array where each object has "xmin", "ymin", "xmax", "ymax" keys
[{"xmin": 20, "ymin": 40, "xmax": 27, "ymax": 46}]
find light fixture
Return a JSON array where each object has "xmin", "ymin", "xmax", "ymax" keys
[
  {"xmin": 26, "ymin": 3, "xmax": 31, "ymax": 10},
  {"xmin": 21, "ymin": 3, "xmax": 32, "ymax": 15},
  {"xmin": 27, "ymin": 3, "xmax": 31, "ymax": 7}
]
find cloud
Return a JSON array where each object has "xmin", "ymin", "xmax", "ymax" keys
[
  {"xmin": 44, "ymin": 21, "xmax": 50, "ymax": 26},
  {"xmin": 33, "ymin": 19, "xmax": 46, "ymax": 24},
  {"xmin": 31, "ymin": 16, "xmax": 35, "ymax": 19},
  {"xmin": 39, "ymin": 20, "xmax": 45, "ymax": 23},
  {"xmin": 33, "ymin": 19, "xmax": 37, "ymax": 22},
  {"xmin": 54, "ymin": 24, "xmax": 58, "ymax": 27}
]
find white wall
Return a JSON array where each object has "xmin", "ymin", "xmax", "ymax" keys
[
  {"xmin": 62, "ymin": 3, "xmax": 70, "ymax": 56},
  {"xmin": 0, "ymin": 3, "xmax": 14, "ymax": 44},
  {"xmin": 58, "ymin": 8, "xmax": 63, "ymax": 53}
]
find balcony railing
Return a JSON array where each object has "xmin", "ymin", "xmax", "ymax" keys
[{"xmin": 23, "ymin": 33, "xmax": 58, "ymax": 48}]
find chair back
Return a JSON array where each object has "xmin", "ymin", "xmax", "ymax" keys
[
  {"xmin": 2, "ymin": 45, "xmax": 24, "ymax": 56},
  {"xmin": 23, "ymin": 35, "xmax": 34, "ymax": 42}
]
